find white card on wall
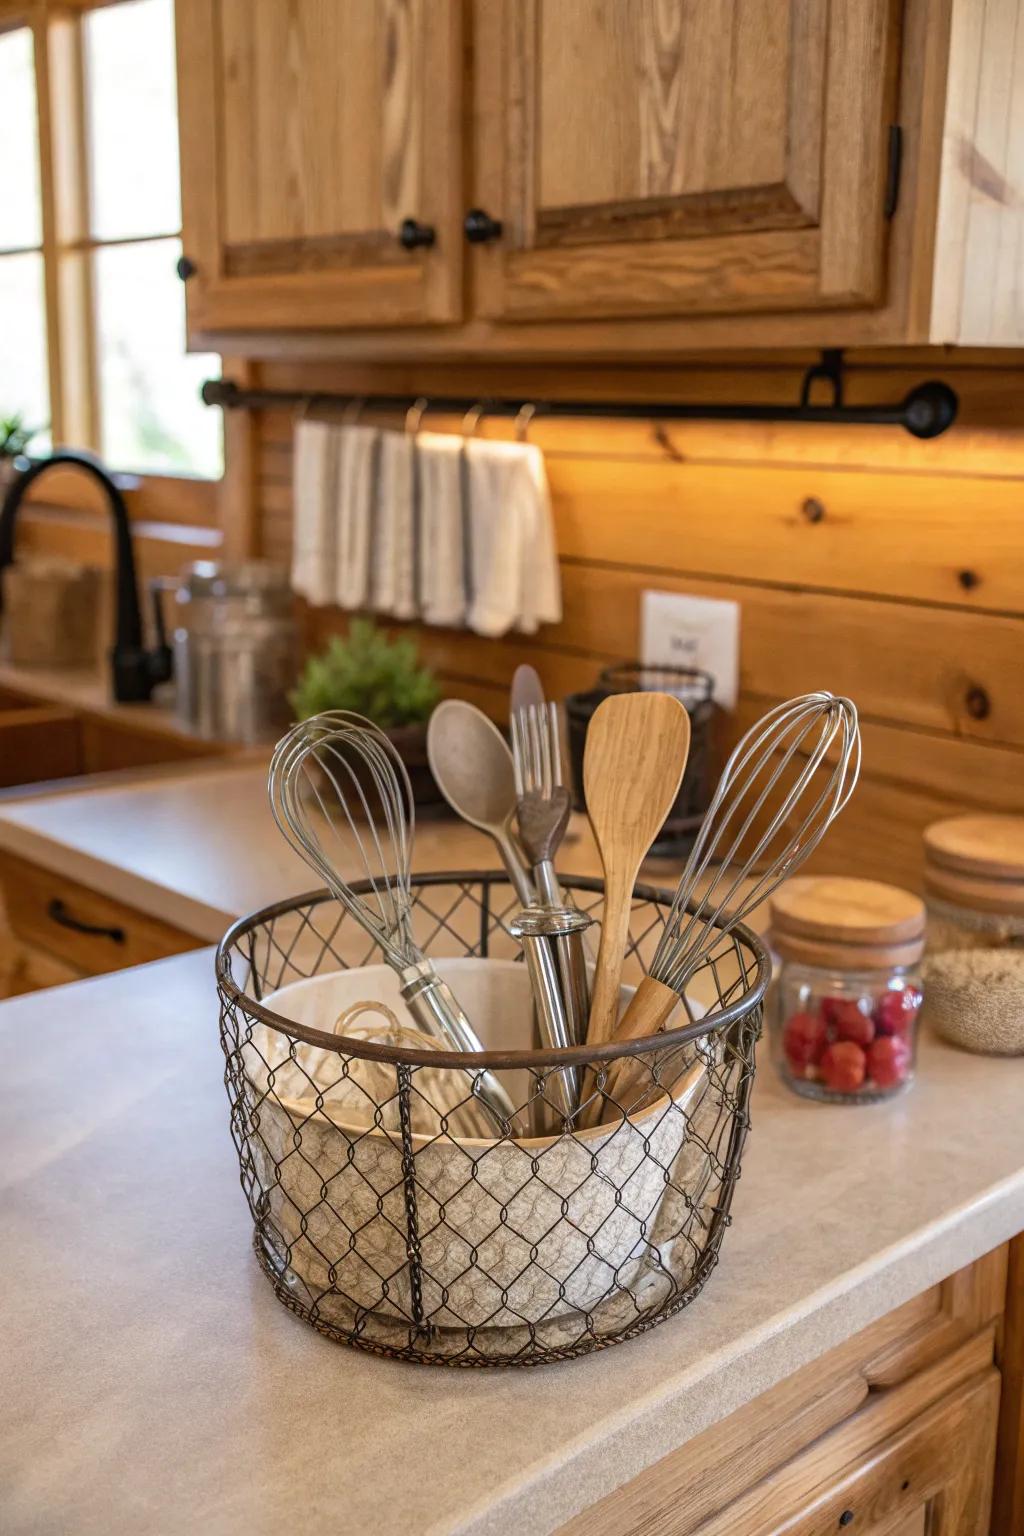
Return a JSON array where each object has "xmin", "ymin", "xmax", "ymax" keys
[{"xmin": 640, "ymin": 591, "xmax": 740, "ymax": 708}]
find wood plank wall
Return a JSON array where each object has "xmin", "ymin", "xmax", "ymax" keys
[{"xmin": 252, "ymin": 354, "xmax": 1024, "ymax": 889}]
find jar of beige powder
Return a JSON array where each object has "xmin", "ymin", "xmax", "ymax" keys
[{"xmin": 922, "ymin": 815, "xmax": 1024, "ymax": 1056}]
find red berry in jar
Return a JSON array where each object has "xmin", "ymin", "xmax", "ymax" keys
[
  {"xmin": 783, "ymin": 1012, "xmax": 828, "ymax": 1072},
  {"xmin": 867, "ymin": 1035, "xmax": 912, "ymax": 1089},
  {"xmin": 820, "ymin": 996, "xmax": 847, "ymax": 1028},
  {"xmin": 820, "ymin": 1041, "xmax": 867, "ymax": 1094},
  {"xmin": 874, "ymin": 987, "xmax": 922, "ymax": 1037},
  {"xmin": 832, "ymin": 1002, "xmax": 875, "ymax": 1047}
]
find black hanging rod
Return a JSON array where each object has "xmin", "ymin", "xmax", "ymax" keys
[{"xmin": 200, "ymin": 351, "xmax": 958, "ymax": 440}]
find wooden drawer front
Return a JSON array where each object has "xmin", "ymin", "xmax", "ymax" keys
[
  {"xmin": 722, "ymin": 1369, "xmax": 1000, "ymax": 1536},
  {"xmin": 0, "ymin": 850, "xmax": 201, "ymax": 976},
  {"xmin": 559, "ymin": 1248, "xmax": 1007, "ymax": 1536}
]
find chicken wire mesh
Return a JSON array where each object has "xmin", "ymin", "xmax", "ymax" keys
[{"xmin": 216, "ymin": 873, "xmax": 769, "ymax": 1366}]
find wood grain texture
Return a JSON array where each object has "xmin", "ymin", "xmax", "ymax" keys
[
  {"xmin": 583, "ymin": 692, "xmax": 689, "ymax": 1044},
  {"xmin": 992, "ymin": 1232, "xmax": 1024, "ymax": 1536},
  {"xmin": 475, "ymin": 0, "xmax": 901, "ymax": 323},
  {"xmin": 556, "ymin": 1247, "xmax": 1005, "ymax": 1535},
  {"xmin": 930, "ymin": 0, "xmax": 1024, "ymax": 345},
  {"xmin": 175, "ymin": 0, "xmax": 462, "ymax": 330},
  {"xmin": 0, "ymin": 847, "xmax": 202, "ymax": 976},
  {"xmin": 256, "ymin": 354, "xmax": 1024, "ymax": 891}
]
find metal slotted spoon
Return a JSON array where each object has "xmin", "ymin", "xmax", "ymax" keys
[{"xmin": 269, "ymin": 710, "xmax": 515, "ymax": 1130}]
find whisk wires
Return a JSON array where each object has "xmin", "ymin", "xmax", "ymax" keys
[
  {"xmin": 652, "ymin": 692, "xmax": 861, "ymax": 993},
  {"xmin": 269, "ymin": 711, "xmax": 418, "ymax": 969}
]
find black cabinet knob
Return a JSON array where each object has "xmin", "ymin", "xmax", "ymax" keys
[
  {"xmin": 464, "ymin": 208, "xmax": 503, "ymax": 244},
  {"xmin": 398, "ymin": 217, "xmax": 436, "ymax": 250},
  {"xmin": 176, "ymin": 255, "xmax": 197, "ymax": 281}
]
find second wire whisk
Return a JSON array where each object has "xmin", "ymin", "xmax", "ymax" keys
[{"xmin": 269, "ymin": 710, "xmax": 515, "ymax": 1129}]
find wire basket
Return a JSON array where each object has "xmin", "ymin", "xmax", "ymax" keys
[{"xmin": 216, "ymin": 873, "xmax": 769, "ymax": 1366}]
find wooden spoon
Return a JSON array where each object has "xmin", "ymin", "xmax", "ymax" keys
[{"xmin": 584, "ymin": 692, "xmax": 691, "ymax": 1047}]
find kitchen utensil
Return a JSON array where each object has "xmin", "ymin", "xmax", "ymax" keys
[
  {"xmin": 426, "ymin": 699, "xmax": 535, "ymax": 905},
  {"xmin": 510, "ymin": 701, "xmax": 571, "ymax": 905},
  {"xmin": 566, "ymin": 670, "xmax": 714, "ymax": 853},
  {"xmin": 269, "ymin": 710, "xmax": 515, "ymax": 1128},
  {"xmin": 583, "ymin": 692, "xmax": 692, "ymax": 1047},
  {"xmin": 510, "ymin": 662, "xmax": 545, "ymax": 721},
  {"xmin": 511, "ymin": 699, "xmax": 591, "ymax": 1065},
  {"xmin": 611, "ymin": 692, "xmax": 861, "ymax": 1048},
  {"xmin": 508, "ymin": 903, "xmax": 593, "ymax": 1119}
]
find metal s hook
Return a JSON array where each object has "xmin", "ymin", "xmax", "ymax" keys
[
  {"xmin": 514, "ymin": 402, "xmax": 537, "ymax": 443},
  {"xmin": 405, "ymin": 396, "xmax": 429, "ymax": 435},
  {"xmin": 461, "ymin": 401, "xmax": 487, "ymax": 438}
]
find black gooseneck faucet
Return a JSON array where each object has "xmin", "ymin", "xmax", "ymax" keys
[{"xmin": 0, "ymin": 450, "xmax": 173, "ymax": 702}]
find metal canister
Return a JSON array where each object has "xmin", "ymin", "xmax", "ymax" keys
[{"xmin": 162, "ymin": 561, "xmax": 297, "ymax": 744}]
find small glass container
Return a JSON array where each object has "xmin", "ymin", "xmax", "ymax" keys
[
  {"xmin": 769, "ymin": 876, "xmax": 925, "ymax": 1104},
  {"xmin": 922, "ymin": 815, "xmax": 1024, "ymax": 1056}
]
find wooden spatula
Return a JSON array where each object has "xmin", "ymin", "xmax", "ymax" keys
[{"xmin": 584, "ymin": 691, "xmax": 691, "ymax": 1047}]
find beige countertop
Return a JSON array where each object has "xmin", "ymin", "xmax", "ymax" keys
[
  {"xmin": 0, "ymin": 762, "xmax": 616, "ymax": 939},
  {"xmin": 1, "ymin": 950, "xmax": 1022, "ymax": 1534}
]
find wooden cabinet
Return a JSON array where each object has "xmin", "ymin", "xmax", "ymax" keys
[
  {"xmin": 558, "ymin": 1246, "xmax": 1011, "ymax": 1535},
  {"xmin": 0, "ymin": 847, "xmax": 201, "ymax": 997},
  {"xmin": 472, "ymin": 0, "xmax": 900, "ymax": 324},
  {"xmin": 175, "ymin": 0, "xmax": 463, "ymax": 332},
  {"xmin": 176, "ymin": 0, "xmax": 1024, "ymax": 351}
]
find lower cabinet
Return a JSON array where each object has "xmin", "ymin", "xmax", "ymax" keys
[
  {"xmin": 558, "ymin": 1248, "xmax": 1011, "ymax": 1536},
  {"xmin": 0, "ymin": 848, "xmax": 202, "ymax": 997}
]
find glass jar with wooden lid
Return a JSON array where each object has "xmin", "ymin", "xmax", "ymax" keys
[
  {"xmin": 769, "ymin": 876, "xmax": 925, "ymax": 1103},
  {"xmin": 922, "ymin": 815, "xmax": 1024, "ymax": 1055}
]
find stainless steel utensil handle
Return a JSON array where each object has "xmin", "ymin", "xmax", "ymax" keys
[
  {"xmin": 498, "ymin": 831, "xmax": 537, "ymax": 906},
  {"xmin": 516, "ymin": 933, "xmax": 579, "ymax": 1119},
  {"xmin": 534, "ymin": 861, "xmax": 591, "ymax": 1047},
  {"xmin": 399, "ymin": 966, "xmax": 516, "ymax": 1129}
]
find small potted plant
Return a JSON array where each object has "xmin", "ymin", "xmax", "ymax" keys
[{"xmin": 290, "ymin": 619, "xmax": 442, "ymax": 805}]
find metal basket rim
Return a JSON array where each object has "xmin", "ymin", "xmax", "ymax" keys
[{"xmin": 216, "ymin": 871, "xmax": 770, "ymax": 1069}]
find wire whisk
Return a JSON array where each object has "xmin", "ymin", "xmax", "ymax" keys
[
  {"xmin": 610, "ymin": 692, "xmax": 861, "ymax": 1045},
  {"xmin": 269, "ymin": 710, "xmax": 515, "ymax": 1129}
]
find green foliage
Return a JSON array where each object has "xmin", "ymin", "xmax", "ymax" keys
[
  {"xmin": 0, "ymin": 413, "xmax": 41, "ymax": 459},
  {"xmin": 289, "ymin": 619, "xmax": 440, "ymax": 729}
]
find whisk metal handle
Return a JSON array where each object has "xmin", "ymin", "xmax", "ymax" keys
[{"xmin": 399, "ymin": 965, "xmax": 516, "ymax": 1127}]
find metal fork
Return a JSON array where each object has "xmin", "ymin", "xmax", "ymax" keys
[
  {"xmin": 510, "ymin": 702, "xmax": 570, "ymax": 906},
  {"xmin": 511, "ymin": 703, "xmax": 591, "ymax": 1083}
]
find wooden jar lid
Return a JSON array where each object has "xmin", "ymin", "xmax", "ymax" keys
[
  {"xmin": 923, "ymin": 815, "xmax": 1024, "ymax": 915},
  {"xmin": 770, "ymin": 876, "xmax": 925, "ymax": 970}
]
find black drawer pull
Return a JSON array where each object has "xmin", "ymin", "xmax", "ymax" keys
[
  {"xmin": 47, "ymin": 899, "xmax": 126, "ymax": 945},
  {"xmin": 398, "ymin": 217, "xmax": 436, "ymax": 250},
  {"xmin": 464, "ymin": 207, "xmax": 503, "ymax": 244}
]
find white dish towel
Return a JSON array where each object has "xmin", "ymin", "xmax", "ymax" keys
[
  {"xmin": 291, "ymin": 418, "xmax": 339, "ymax": 608},
  {"xmin": 372, "ymin": 430, "xmax": 418, "ymax": 620},
  {"xmin": 417, "ymin": 431, "xmax": 468, "ymax": 628},
  {"xmin": 463, "ymin": 438, "xmax": 561, "ymax": 636},
  {"xmin": 334, "ymin": 424, "xmax": 381, "ymax": 611}
]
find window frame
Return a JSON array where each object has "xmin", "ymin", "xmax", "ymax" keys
[{"xmin": 0, "ymin": 0, "xmax": 219, "ymax": 528}]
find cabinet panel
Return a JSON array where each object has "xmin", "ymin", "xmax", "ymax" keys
[
  {"xmin": 473, "ymin": 0, "xmax": 901, "ymax": 322},
  {"xmin": 176, "ymin": 0, "xmax": 462, "ymax": 330}
]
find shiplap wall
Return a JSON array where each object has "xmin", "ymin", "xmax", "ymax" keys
[{"xmin": 253, "ymin": 354, "xmax": 1024, "ymax": 888}]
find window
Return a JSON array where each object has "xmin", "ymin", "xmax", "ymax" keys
[
  {"xmin": 0, "ymin": 0, "xmax": 221, "ymax": 506},
  {"xmin": 0, "ymin": 26, "xmax": 49, "ymax": 450}
]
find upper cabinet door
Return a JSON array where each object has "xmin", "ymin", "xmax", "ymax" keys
[
  {"xmin": 175, "ymin": 0, "xmax": 462, "ymax": 333},
  {"xmin": 472, "ymin": 0, "xmax": 902, "ymax": 324}
]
